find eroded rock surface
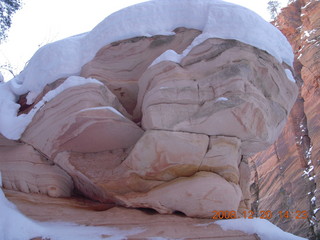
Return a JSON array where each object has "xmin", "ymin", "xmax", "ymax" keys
[
  {"xmin": 0, "ymin": 135, "xmax": 73, "ymax": 197},
  {"xmin": 4, "ymin": 189, "xmax": 260, "ymax": 240}
]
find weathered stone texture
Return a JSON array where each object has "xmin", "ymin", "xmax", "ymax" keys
[{"xmin": 249, "ymin": 0, "xmax": 320, "ymax": 238}]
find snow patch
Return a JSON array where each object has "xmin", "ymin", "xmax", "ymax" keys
[
  {"xmin": 216, "ymin": 218, "xmax": 307, "ymax": 240},
  {"xmin": 285, "ymin": 69, "xmax": 296, "ymax": 83},
  {"xmin": 0, "ymin": 76, "xmax": 103, "ymax": 140},
  {"xmin": 0, "ymin": 188, "xmax": 144, "ymax": 240},
  {"xmin": 216, "ymin": 97, "xmax": 228, "ymax": 102},
  {"xmin": 301, "ymin": 2, "xmax": 311, "ymax": 9},
  {"xmin": 151, "ymin": 49, "xmax": 182, "ymax": 66},
  {"xmin": 303, "ymin": 165, "xmax": 314, "ymax": 176}
]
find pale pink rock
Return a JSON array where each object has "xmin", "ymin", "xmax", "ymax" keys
[
  {"xmin": 117, "ymin": 171, "xmax": 242, "ymax": 218},
  {"xmin": 135, "ymin": 39, "xmax": 298, "ymax": 155},
  {"xmin": 123, "ymin": 130, "xmax": 209, "ymax": 181},
  {"xmin": 81, "ymin": 27, "xmax": 201, "ymax": 114},
  {"xmin": 54, "ymin": 150, "xmax": 130, "ymax": 202},
  {"xmin": 52, "ymin": 130, "xmax": 244, "ymax": 217},
  {"xmin": 21, "ymin": 82, "xmax": 143, "ymax": 159},
  {"xmin": 0, "ymin": 135, "xmax": 73, "ymax": 197},
  {"xmin": 200, "ymin": 136, "xmax": 241, "ymax": 183},
  {"xmin": 0, "ymin": 30, "xmax": 298, "ymax": 220},
  {"xmin": 239, "ymin": 160, "xmax": 251, "ymax": 211}
]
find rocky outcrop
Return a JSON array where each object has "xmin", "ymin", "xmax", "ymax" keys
[
  {"xmin": 249, "ymin": 0, "xmax": 320, "ymax": 239},
  {"xmin": 0, "ymin": 31, "xmax": 298, "ymax": 220},
  {"xmin": 0, "ymin": 1, "xmax": 300, "ymax": 239}
]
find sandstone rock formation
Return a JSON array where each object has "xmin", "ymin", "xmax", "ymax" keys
[
  {"xmin": 0, "ymin": 0, "xmax": 300, "ymax": 239},
  {"xmin": 0, "ymin": 31, "xmax": 297, "ymax": 219},
  {"xmin": 249, "ymin": 0, "xmax": 320, "ymax": 239}
]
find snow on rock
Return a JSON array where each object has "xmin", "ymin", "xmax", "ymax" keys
[
  {"xmin": 216, "ymin": 97, "xmax": 229, "ymax": 102},
  {"xmin": 0, "ymin": 0, "xmax": 294, "ymax": 140},
  {"xmin": 0, "ymin": 76, "xmax": 102, "ymax": 140},
  {"xmin": 0, "ymin": 188, "xmax": 45, "ymax": 240},
  {"xmin": 285, "ymin": 69, "xmax": 296, "ymax": 83},
  {"xmin": 80, "ymin": 106, "xmax": 125, "ymax": 118},
  {"xmin": 216, "ymin": 218, "xmax": 307, "ymax": 240}
]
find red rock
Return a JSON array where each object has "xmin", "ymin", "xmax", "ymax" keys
[{"xmin": 249, "ymin": 0, "xmax": 320, "ymax": 238}]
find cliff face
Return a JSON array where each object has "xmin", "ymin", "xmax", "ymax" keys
[{"xmin": 249, "ymin": 0, "xmax": 320, "ymax": 239}]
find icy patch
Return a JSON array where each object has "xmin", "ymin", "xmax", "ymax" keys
[
  {"xmin": 0, "ymin": 188, "xmax": 144, "ymax": 240},
  {"xmin": 151, "ymin": 49, "xmax": 182, "ymax": 66},
  {"xmin": 216, "ymin": 218, "xmax": 307, "ymax": 240},
  {"xmin": 0, "ymin": 76, "xmax": 103, "ymax": 140},
  {"xmin": 285, "ymin": 69, "xmax": 296, "ymax": 83}
]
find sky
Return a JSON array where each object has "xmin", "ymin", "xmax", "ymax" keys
[{"xmin": 0, "ymin": 0, "xmax": 289, "ymax": 81}]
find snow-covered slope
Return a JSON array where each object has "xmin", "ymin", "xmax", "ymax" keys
[{"xmin": 0, "ymin": 0, "xmax": 294, "ymax": 140}]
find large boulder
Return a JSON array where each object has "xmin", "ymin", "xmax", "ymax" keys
[
  {"xmin": 0, "ymin": 0, "xmax": 298, "ymax": 225},
  {"xmin": 135, "ymin": 38, "xmax": 298, "ymax": 155}
]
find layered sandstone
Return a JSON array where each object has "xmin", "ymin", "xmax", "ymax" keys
[
  {"xmin": 0, "ymin": 134, "xmax": 73, "ymax": 197},
  {"xmin": 249, "ymin": 0, "xmax": 320, "ymax": 239}
]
